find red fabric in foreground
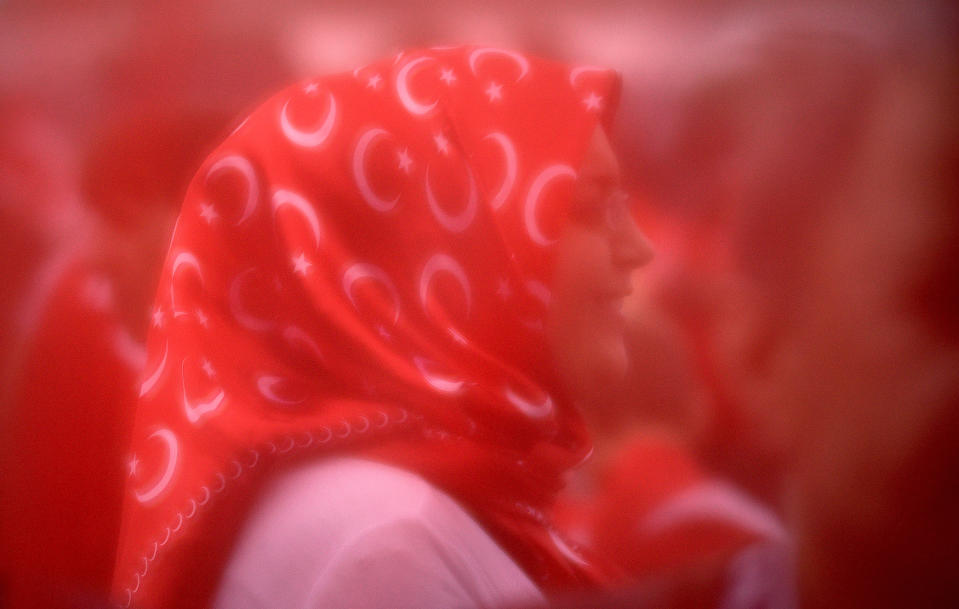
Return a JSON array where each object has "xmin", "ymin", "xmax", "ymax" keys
[
  {"xmin": 1, "ymin": 261, "xmax": 141, "ymax": 609},
  {"xmin": 594, "ymin": 436, "xmax": 765, "ymax": 575},
  {"xmin": 554, "ymin": 433, "xmax": 776, "ymax": 588},
  {"xmin": 113, "ymin": 46, "xmax": 621, "ymax": 608}
]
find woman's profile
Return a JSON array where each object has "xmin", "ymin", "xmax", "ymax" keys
[{"xmin": 112, "ymin": 45, "xmax": 651, "ymax": 609}]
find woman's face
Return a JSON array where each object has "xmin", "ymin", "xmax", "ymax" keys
[{"xmin": 547, "ymin": 127, "xmax": 654, "ymax": 406}]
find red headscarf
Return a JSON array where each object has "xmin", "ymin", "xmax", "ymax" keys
[{"xmin": 113, "ymin": 46, "xmax": 620, "ymax": 609}]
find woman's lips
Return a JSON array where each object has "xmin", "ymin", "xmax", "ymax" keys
[
  {"xmin": 600, "ymin": 283, "xmax": 633, "ymax": 302},
  {"xmin": 596, "ymin": 292, "xmax": 628, "ymax": 328}
]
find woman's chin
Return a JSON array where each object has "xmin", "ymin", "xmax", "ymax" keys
[{"xmin": 563, "ymin": 335, "xmax": 629, "ymax": 406}]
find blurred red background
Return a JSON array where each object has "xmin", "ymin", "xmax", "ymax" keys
[{"xmin": 1, "ymin": 1, "xmax": 956, "ymax": 608}]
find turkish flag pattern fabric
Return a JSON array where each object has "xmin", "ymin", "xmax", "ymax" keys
[{"xmin": 113, "ymin": 46, "xmax": 620, "ymax": 608}]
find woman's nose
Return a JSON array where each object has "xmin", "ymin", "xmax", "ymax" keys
[{"xmin": 613, "ymin": 218, "xmax": 655, "ymax": 270}]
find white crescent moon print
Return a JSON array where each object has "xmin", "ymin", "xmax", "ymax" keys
[
  {"xmin": 139, "ymin": 341, "xmax": 169, "ymax": 397},
  {"xmin": 256, "ymin": 375, "xmax": 306, "ymax": 405},
  {"xmin": 228, "ymin": 268, "xmax": 277, "ymax": 332},
  {"xmin": 170, "ymin": 252, "xmax": 204, "ymax": 318},
  {"xmin": 424, "ymin": 164, "xmax": 478, "ymax": 232},
  {"xmin": 279, "ymin": 91, "xmax": 337, "ymax": 148},
  {"xmin": 282, "ymin": 325, "xmax": 325, "ymax": 362},
  {"xmin": 207, "ymin": 155, "xmax": 259, "ymax": 225},
  {"xmin": 503, "ymin": 384, "xmax": 554, "ymax": 418},
  {"xmin": 181, "ymin": 360, "xmax": 225, "ymax": 425},
  {"xmin": 352, "ymin": 128, "xmax": 401, "ymax": 212},
  {"xmin": 469, "ymin": 48, "xmax": 530, "ymax": 81},
  {"xmin": 396, "ymin": 56, "xmax": 438, "ymax": 116},
  {"xmin": 133, "ymin": 429, "xmax": 179, "ymax": 504},
  {"xmin": 482, "ymin": 133, "xmax": 518, "ymax": 210},
  {"xmin": 524, "ymin": 164, "xmax": 576, "ymax": 246},
  {"xmin": 171, "ymin": 252, "xmax": 203, "ymax": 279},
  {"xmin": 549, "ymin": 528, "xmax": 590, "ymax": 567},
  {"xmin": 413, "ymin": 356, "xmax": 466, "ymax": 394},
  {"xmin": 342, "ymin": 262, "xmax": 402, "ymax": 325},
  {"xmin": 569, "ymin": 65, "xmax": 608, "ymax": 86},
  {"xmin": 419, "ymin": 253, "xmax": 473, "ymax": 317},
  {"xmin": 271, "ymin": 188, "xmax": 322, "ymax": 249}
]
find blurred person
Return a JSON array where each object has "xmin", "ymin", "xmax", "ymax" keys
[
  {"xmin": 779, "ymin": 36, "xmax": 959, "ymax": 609},
  {"xmin": 0, "ymin": 101, "xmax": 87, "ymax": 405},
  {"xmin": 552, "ymin": 225, "xmax": 792, "ymax": 608},
  {"xmin": 0, "ymin": 100, "xmax": 90, "ymax": 608},
  {"xmin": 101, "ymin": 2, "xmax": 292, "ymax": 118},
  {"xmin": 108, "ymin": 45, "xmax": 655, "ymax": 609},
  {"xmin": 611, "ymin": 4, "xmax": 893, "ymax": 507},
  {"xmin": 0, "ymin": 108, "xmax": 227, "ymax": 609},
  {"xmin": 632, "ymin": 5, "xmax": 959, "ymax": 607}
]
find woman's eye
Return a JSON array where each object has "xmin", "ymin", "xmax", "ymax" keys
[
  {"xmin": 605, "ymin": 194, "xmax": 631, "ymax": 228},
  {"xmin": 604, "ymin": 194, "xmax": 631, "ymax": 229},
  {"xmin": 569, "ymin": 190, "xmax": 630, "ymax": 229},
  {"xmin": 605, "ymin": 204, "xmax": 627, "ymax": 229}
]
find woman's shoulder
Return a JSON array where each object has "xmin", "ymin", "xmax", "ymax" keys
[
  {"xmin": 214, "ymin": 457, "xmax": 543, "ymax": 609},
  {"xmin": 225, "ymin": 457, "xmax": 468, "ymax": 564},
  {"xmin": 261, "ymin": 456, "xmax": 441, "ymax": 524}
]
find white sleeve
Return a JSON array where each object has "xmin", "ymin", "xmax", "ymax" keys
[
  {"xmin": 307, "ymin": 517, "xmax": 487, "ymax": 609},
  {"xmin": 212, "ymin": 458, "xmax": 544, "ymax": 609}
]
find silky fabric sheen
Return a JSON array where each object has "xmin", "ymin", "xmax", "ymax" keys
[{"xmin": 113, "ymin": 46, "xmax": 620, "ymax": 609}]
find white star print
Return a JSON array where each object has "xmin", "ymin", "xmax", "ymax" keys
[
  {"xmin": 127, "ymin": 455, "xmax": 139, "ymax": 478},
  {"xmin": 151, "ymin": 308, "xmax": 165, "ymax": 328},
  {"xmin": 199, "ymin": 203, "xmax": 219, "ymax": 224},
  {"xmin": 448, "ymin": 327, "xmax": 468, "ymax": 345},
  {"xmin": 304, "ymin": 82, "xmax": 319, "ymax": 94},
  {"xmin": 583, "ymin": 92, "xmax": 602, "ymax": 111},
  {"xmin": 440, "ymin": 68, "xmax": 456, "ymax": 85},
  {"xmin": 195, "ymin": 308, "xmax": 209, "ymax": 328},
  {"xmin": 292, "ymin": 252, "xmax": 312, "ymax": 276},
  {"xmin": 200, "ymin": 358, "xmax": 215, "ymax": 378},
  {"xmin": 485, "ymin": 81, "xmax": 503, "ymax": 102},
  {"xmin": 434, "ymin": 133, "xmax": 450, "ymax": 155},
  {"xmin": 366, "ymin": 74, "xmax": 382, "ymax": 89},
  {"xmin": 397, "ymin": 148, "xmax": 413, "ymax": 174}
]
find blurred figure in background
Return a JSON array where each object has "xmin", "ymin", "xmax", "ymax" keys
[
  {"xmin": 0, "ymin": 101, "xmax": 91, "ymax": 609},
  {"xmin": 547, "ymin": 3, "xmax": 957, "ymax": 608},
  {"xmin": 771, "ymin": 27, "xmax": 959, "ymax": 609},
  {"xmin": 552, "ymin": 209, "xmax": 792, "ymax": 608},
  {"xmin": 0, "ymin": 108, "xmax": 227, "ymax": 609},
  {"xmin": 1, "ymin": 4, "xmax": 292, "ymax": 606},
  {"xmin": 0, "ymin": 101, "xmax": 87, "ymax": 406},
  {"xmin": 628, "ymin": 3, "xmax": 959, "ymax": 607}
]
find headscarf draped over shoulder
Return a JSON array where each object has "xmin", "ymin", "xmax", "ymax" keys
[{"xmin": 114, "ymin": 45, "xmax": 621, "ymax": 608}]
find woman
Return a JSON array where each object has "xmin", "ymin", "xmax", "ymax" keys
[{"xmin": 112, "ymin": 45, "xmax": 651, "ymax": 609}]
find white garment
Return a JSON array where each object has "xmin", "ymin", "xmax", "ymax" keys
[
  {"xmin": 640, "ymin": 479, "xmax": 788, "ymax": 543},
  {"xmin": 213, "ymin": 457, "xmax": 545, "ymax": 609}
]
